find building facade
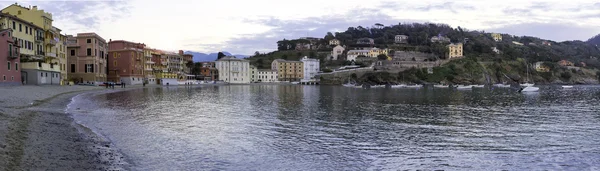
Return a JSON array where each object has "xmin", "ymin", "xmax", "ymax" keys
[
  {"xmin": 250, "ymin": 65, "xmax": 257, "ymax": 82},
  {"xmin": 447, "ymin": 43, "xmax": 463, "ymax": 58},
  {"xmin": 329, "ymin": 39, "xmax": 340, "ymax": 46},
  {"xmin": 216, "ymin": 56, "xmax": 250, "ymax": 84},
  {"xmin": 346, "ymin": 50, "xmax": 369, "ymax": 61},
  {"xmin": 491, "ymin": 33, "xmax": 502, "ymax": 42},
  {"xmin": 331, "ymin": 45, "xmax": 344, "ymax": 60},
  {"xmin": 257, "ymin": 69, "xmax": 278, "ymax": 82},
  {"xmin": 300, "ymin": 56, "xmax": 319, "ymax": 82},
  {"xmin": 143, "ymin": 48, "xmax": 156, "ymax": 84},
  {"xmin": 66, "ymin": 33, "xmax": 108, "ymax": 84},
  {"xmin": 107, "ymin": 40, "xmax": 145, "ymax": 85},
  {"xmin": 395, "ymin": 35, "xmax": 408, "ymax": 44},
  {"xmin": 2, "ymin": 4, "xmax": 66, "ymax": 85},
  {"xmin": 277, "ymin": 60, "xmax": 303, "ymax": 82},
  {"xmin": 199, "ymin": 62, "xmax": 218, "ymax": 81},
  {"xmin": 0, "ymin": 29, "xmax": 21, "ymax": 85}
]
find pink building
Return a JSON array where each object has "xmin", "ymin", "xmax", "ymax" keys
[
  {"xmin": 107, "ymin": 40, "xmax": 146, "ymax": 85},
  {"xmin": 66, "ymin": 33, "xmax": 109, "ymax": 83},
  {"xmin": 0, "ymin": 29, "xmax": 21, "ymax": 85}
]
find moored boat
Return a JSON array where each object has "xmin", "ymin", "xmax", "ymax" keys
[
  {"xmin": 562, "ymin": 85, "xmax": 574, "ymax": 89},
  {"xmin": 456, "ymin": 85, "xmax": 473, "ymax": 90},
  {"xmin": 520, "ymin": 86, "xmax": 539, "ymax": 92},
  {"xmin": 493, "ymin": 84, "xmax": 511, "ymax": 88},
  {"xmin": 405, "ymin": 84, "xmax": 423, "ymax": 88},
  {"xmin": 391, "ymin": 84, "xmax": 406, "ymax": 88},
  {"xmin": 434, "ymin": 84, "xmax": 450, "ymax": 88}
]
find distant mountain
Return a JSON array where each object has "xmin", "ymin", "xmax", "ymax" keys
[
  {"xmin": 185, "ymin": 51, "xmax": 250, "ymax": 62},
  {"xmin": 587, "ymin": 33, "xmax": 600, "ymax": 46}
]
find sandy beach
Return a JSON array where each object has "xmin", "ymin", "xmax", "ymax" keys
[{"xmin": 0, "ymin": 85, "xmax": 147, "ymax": 170}]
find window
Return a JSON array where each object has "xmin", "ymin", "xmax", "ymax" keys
[
  {"xmin": 29, "ymin": 28, "xmax": 32, "ymax": 35},
  {"xmin": 19, "ymin": 24, "xmax": 21, "ymax": 32},
  {"xmin": 25, "ymin": 26, "xmax": 28, "ymax": 34},
  {"xmin": 12, "ymin": 21, "xmax": 15, "ymax": 29},
  {"xmin": 7, "ymin": 62, "xmax": 10, "ymax": 70},
  {"xmin": 87, "ymin": 39, "xmax": 91, "ymax": 43},
  {"xmin": 70, "ymin": 50, "xmax": 75, "ymax": 56},
  {"xmin": 87, "ymin": 48, "xmax": 91, "ymax": 56},
  {"xmin": 71, "ymin": 64, "xmax": 75, "ymax": 73},
  {"xmin": 85, "ymin": 64, "xmax": 93, "ymax": 73},
  {"xmin": 3, "ymin": 75, "xmax": 5, "ymax": 81},
  {"xmin": 114, "ymin": 61, "xmax": 117, "ymax": 66},
  {"xmin": 40, "ymin": 72, "xmax": 43, "ymax": 77},
  {"xmin": 11, "ymin": 76, "xmax": 14, "ymax": 81},
  {"xmin": 9, "ymin": 44, "xmax": 12, "ymax": 56},
  {"xmin": 95, "ymin": 49, "xmax": 97, "ymax": 56},
  {"xmin": 15, "ymin": 63, "xmax": 18, "ymax": 70}
]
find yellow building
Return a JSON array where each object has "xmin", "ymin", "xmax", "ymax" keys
[
  {"xmin": 0, "ymin": 13, "xmax": 42, "ymax": 60},
  {"xmin": 2, "ymin": 3, "xmax": 66, "ymax": 84},
  {"xmin": 143, "ymin": 48, "xmax": 155, "ymax": 83},
  {"xmin": 276, "ymin": 60, "xmax": 303, "ymax": 82},
  {"xmin": 447, "ymin": 43, "xmax": 463, "ymax": 58},
  {"xmin": 368, "ymin": 48, "xmax": 389, "ymax": 57},
  {"xmin": 491, "ymin": 33, "xmax": 502, "ymax": 42}
]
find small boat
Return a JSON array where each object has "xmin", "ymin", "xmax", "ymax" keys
[
  {"xmin": 371, "ymin": 85, "xmax": 385, "ymax": 88},
  {"xmin": 472, "ymin": 85, "xmax": 485, "ymax": 88},
  {"xmin": 434, "ymin": 84, "xmax": 450, "ymax": 88},
  {"xmin": 405, "ymin": 84, "xmax": 423, "ymax": 88},
  {"xmin": 520, "ymin": 83, "xmax": 534, "ymax": 87},
  {"xmin": 291, "ymin": 82, "xmax": 300, "ymax": 84},
  {"xmin": 343, "ymin": 83, "xmax": 361, "ymax": 88},
  {"xmin": 390, "ymin": 84, "xmax": 406, "ymax": 88},
  {"xmin": 456, "ymin": 85, "xmax": 473, "ymax": 89},
  {"xmin": 493, "ymin": 84, "xmax": 511, "ymax": 88},
  {"xmin": 520, "ymin": 86, "xmax": 539, "ymax": 92},
  {"xmin": 562, "ymin": 85, "xmax": 574, "ymax": 89}
]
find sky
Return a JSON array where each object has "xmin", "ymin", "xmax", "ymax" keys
[{"xmin": 2, "ymin": 0, "xmax": 599, "ymax": 55}]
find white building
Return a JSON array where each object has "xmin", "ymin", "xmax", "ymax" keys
[
  {"xmin": 395, "ymin": 35, "xmax": 408, "ymax": 43},
  {"xmin": 331, "ymin": 45, "xmax": 345, "ymax": 60},
  {"xmin": 257, "ymin": 69, "xmax": 278, "ymax": 82},
  {"xmin": 346, "ymin": 50, "xmax": 370, "ymax": 61},
  {"xmin": 250, "ymin": 65, "xmax": 258, "ymax": 82},
  {"xmin": 300, "ymin": 56, "xmax": 320, "ymax": 82},
  {"xmin": 216, "ymin": 56, "xmax": 251, "ymax": 83},
  {"xmin": 329, "ymin": 39, "xmax": 340, "ymax": 46}
]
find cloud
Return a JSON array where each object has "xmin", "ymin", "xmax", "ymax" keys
[{"xmin": 488, "ymin": 22, "xmax": 599, "ymax": 42}]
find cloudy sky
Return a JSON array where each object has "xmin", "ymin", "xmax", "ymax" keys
[{"xmin": 2, "ymin": 0, "xmax": 599, "ymax": 55}]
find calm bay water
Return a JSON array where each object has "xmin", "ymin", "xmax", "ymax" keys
[{"xmin": 69, "ymin": 85, "xmax": 600, "ymax": 170}]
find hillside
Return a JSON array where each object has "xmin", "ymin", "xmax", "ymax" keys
[
  {"xmin": 186, "ymin": 51, "xmax": 249, "ymax": 62},
  {"xmin": 587, "ymin": 34, "xmax": 600, "ymax": 46}
]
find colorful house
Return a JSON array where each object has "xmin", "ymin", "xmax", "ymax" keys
[
  {"xmin": 66, "ymin": 33, "xmax": 108, "ymax": 84},
  {"xmin": 0, "ymin": 29, "xmax": 21, "ymax": 85},
  {"xmin": 447, "ymin": 43, "xmax": 463, "ymax": 58},
  {"xmin": 558, "ymin": 60, "xmax": 574, "ymax": 66},
  {"xmin": 491, "ymin": 33, "xmax": 502, "ymax": 42},
  {"xmin": 534, "ymin": 62, "xmax": 550, "ymax": 72},
  {"xmin": 107, "ymin": 40, "xmax": 146, "ymax": 85}
]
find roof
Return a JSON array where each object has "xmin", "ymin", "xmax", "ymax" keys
[{"xmin": 217, "ymin": 56, "xmax": 248, "ymax": 61}]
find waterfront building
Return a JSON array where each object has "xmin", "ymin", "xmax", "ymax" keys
[
  {"xmin": 277, "ymin": 60, "xmax": 303, "ymax": 82},
  {"xmin": 331, "ymin": 45, "xmax": 344, "ymax": 60},
  {"xmin": 216, "ymin": 56, "xmax": 250, "ymax": 84},
  {"xmin": 66, "ymin": 33, "xmax": 108, "ymax": 84},
  {"xmin": 250, "ymin": 65, "xmax": 257, "ymax": 82},
  {"xmin": 199, "ymin": 62, "xmax": 218, "ymax": 81},
  {"xmin": 58, "ymin": 33, "xmax": 67, "ymax": 83},
  {"xmin": 143, "ymin": 47, "xmax": 156, "ymax": 84},
  {"xmin": 300, "ymin": 56, "xmax": 319, "ymax": 82},
  {"xmin": 0, "ymin": 29, "xmax": 21, "ymax": 85},
  {"xmin": 447, "ymin": 43, "xmax": 463, "ymax": 58},
  {"xmin": 107, "ymin": 40, "xmax": 145, "ymax": 85},
  {"xmin": 257, "ymin": 69, "xmax": 278, "ymax": 82},
  {"xmin": 179, "ymin": 50, "xmax": 193, "ymax": 74},
  {"xmin": 271, "ymin": 59, "xmax": 285, "ymax": 71},
  {"xmin": 2, "ymin": 4, "xmax": 65, "ymax": 85}
]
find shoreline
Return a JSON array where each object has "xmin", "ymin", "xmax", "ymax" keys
[{"xmin": 0, "ymin": 85, "xmax": 150, "ymax": 170}]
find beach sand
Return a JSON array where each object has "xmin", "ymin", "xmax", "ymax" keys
[{"xmin": 0, "ymin": 85, "xmax": 141, "ymax": 170}]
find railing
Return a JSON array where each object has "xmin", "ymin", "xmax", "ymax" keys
[
  {"xmin": 35, "ymin": 36, "xmax": 44, "ymax": 42},
  {"xmin": 36, "ymin": 51, "xmax": 45, "ymax": 56},
  {"xmin": 47, "ymin": 39, "xmax": 57, "ymax": 46},
  {"xmin": 146, "ymin": 61, "xmax": 155, "ymax": 64}
]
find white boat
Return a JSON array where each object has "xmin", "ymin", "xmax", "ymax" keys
[
  {"xmin": 456, "ymin": 85, "xmax": 473, "ymax": 89},
  {"xmin": 520, "ymin": 83, "xmax": 534, "ymax": 87},
  {"xmin": 472, "ymin": 85, "xmax": 485, "ymax": 88},
  {"xmin": 291, "ymin": 82, "xmax": 300, "ymax": 84},
  {"xmin": 521, "ymin": 86, "xmax": 539, "ymax": 92},
  {"xmin": 405, "ymin": 84, "xmax": 423, "ymax": 88},
  {"xmin": 343, "ymin": 83, "xmax": 361, "ymax": 88},
  {"xmin": 391, "ymin": 84, "xmax": 406, "ymax": 88},
  {"xmin": 562, "ymin": 85, "xmax": 574, "ymax": 89},
  {"xmin": 493, "ymin": 84, "xmax": 511, "ymax": 88},
  {"xmin": 434, "ymin": 84, "xmax": 450, "ymax": 88},
  {"xmin": 371, "ymin": 85, "xmax": 385, "ymax": 88}
]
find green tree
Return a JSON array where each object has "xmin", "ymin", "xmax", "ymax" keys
[
  {"xmin": 282, "ymin": 54, "xmax": 289, "ymax": 60},
  {"xmin": 560, "ymin": 72, "xmax": 572, "ymax": 80},
  {"xmin": 377, "ymin": 54, "xmax": 388, "ymax": 60},
  {"xmin": 254, "ymin": 51, "xmax": 260, "ymax": 56},
  {"xmin": 309, "ymin": 51, "xmax": 316, "ymax": 57}
]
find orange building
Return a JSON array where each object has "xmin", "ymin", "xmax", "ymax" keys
[{"xmin": 107, "ymin": 40, "xmax": 146, "ymax": 84}]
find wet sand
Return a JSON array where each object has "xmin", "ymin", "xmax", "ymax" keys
[{"xmin": 0, "ymin": 85, "xmax": 145, "ymax": 170}]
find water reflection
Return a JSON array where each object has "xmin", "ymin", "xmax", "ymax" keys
[{"xmin": 72, "ymin": 85, "xmax": 600, "ymax": 170}]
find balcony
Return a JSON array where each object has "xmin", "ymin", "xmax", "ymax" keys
[
  {"xmin": 47, "ymin": 39, "xmax": 57, "ymax": 46},
  {"xmin": 21, "ymin": 62, "xmax": 61, "ymax": 72},
  {"xmin": 36, "ymin": 51, "xmax": 45, "ymax": 56},
  {"xmin": 145, "ymin": 68, "xmax": 153, "ymax": 71},
  {"xmin": 146, "ymin": 61, "xmax": 155, "ymax": 64},
  {"xmin": 47, "ymin": 52, "xmax": 57, "ymax": 58}
]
